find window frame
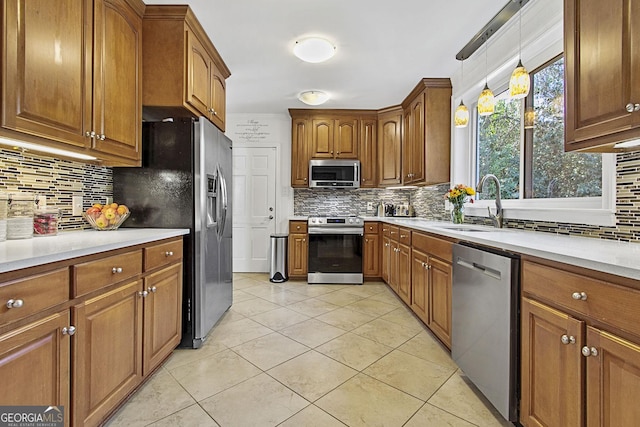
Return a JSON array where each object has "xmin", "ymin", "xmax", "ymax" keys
[{"xmin": 464, "ymin": 55, "xmax": 616, "ymax": 227}]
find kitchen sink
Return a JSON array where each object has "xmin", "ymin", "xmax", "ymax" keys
[{"xmin": 435, "ymin": 225, "xmax": 493, "ymax": 232}]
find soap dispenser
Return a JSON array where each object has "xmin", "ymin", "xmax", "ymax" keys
[{"xmin": 377, "ymin": 202, "xmax": 384, "ymax": 217}]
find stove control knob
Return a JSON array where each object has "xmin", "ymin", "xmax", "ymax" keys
[{"xmin": 348, "ymin": 218, "xmax": 354, "ymax": 224}]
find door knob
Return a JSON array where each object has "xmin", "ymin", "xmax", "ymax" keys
[
  {"xmin": 582, "ymin": 346, "xmax": 598, "ymax": 357},
  {"xmin": 561, "ymin": 334, "xmax": 576, "ymax": 345},
  {"xmin": 627, "ymin": 103, "xmax": 636, "ymax": 113}
]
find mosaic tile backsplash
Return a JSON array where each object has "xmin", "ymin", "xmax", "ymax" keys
[
  {"xmin": 295, "ymin": 152, "xmax": 640, "ymax": 242},
  {"xmin": 0, "ymin": 148, "xmax": 112, "ymax": 231}
]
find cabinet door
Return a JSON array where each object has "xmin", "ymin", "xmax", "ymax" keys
[
  {"xmin": 73, "ymin": 280, "xmax": 143, "ymax": 427},
  {"xmin": 291, "ymin": 118, "xmax": 310, "ymax": 187},
  {"xmin": 381, "ymin": 236, "xmax": 391, "ymax": 284},
  {"xmin": 92, "ymin": 0, "xmax": 142, "ymax": 163},
  {"xmin": 377, "ymin": 110, "xmax": 402, "ymax": 186},
  {"xmin": 388, "ymin": 240, "xmax": 400, "ymax": 293},
  {"xmin": 363, "ymin": 233, "xmax": 380, "ymax": 277},
  {"xmin": 210, "ymin": 64, "xmax": 226, "ymax": 131},
  {"xmin": 404, "ymin": 94, "xmax": 425, "ymax": 184},
  {"xmin": 565, "ymin": 0, "xmax": 640, "ymax": 150},
  {"xmin": 0, "ymin": 311, "xmax": 70, "ymax": 421},
  {"xmin": 410, "ymin": 250, "xmax": 429, "ymax": 324},
  {"xmin": 186, "ymin": 30, "xmax": 213, "ymax": 118},
  {"xmin": 396, "ymin": 243, "xmax": 412, "ymax": 305},
  {"xmin": 2, "ymin": 0, "xmax": 91, "ymax": 148},
  {"xmin": 335, "ymin": 118, "xmax": 359, "ymax": 159},
  {"xmin": 520, "ymin": 298, "xmax": 583, "ymax": 427},
  {"xmin": 311, "ymin": 118, "xmax": 335, "ymax": 158},
  {"xmin": 143, "ymin": 263, "xmax": 183, "ymax": 375},
  {"xmin": 359, "ymin": 118, "xmax": 377, "ymax": 187},
  {"xmin": 288, "ymin": 233, "xmax": 308, "ymax": 277},
  {"xmin": 428, "ymin": 256, "xmax": 451, "ymax": 348},
  {"xmin": 585, "ymin": 327, "xmax": 640, "ymax": 427}
]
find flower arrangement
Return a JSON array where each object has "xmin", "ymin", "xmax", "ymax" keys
[{"xmin": 445, "ymin": 184, "xmax": 475, "ymax": 223}]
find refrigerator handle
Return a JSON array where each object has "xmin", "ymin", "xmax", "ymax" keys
[{"xmin": 218, "ymin": 166, "xmax": 228, "ymax": 239}]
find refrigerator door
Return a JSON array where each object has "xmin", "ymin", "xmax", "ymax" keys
[
  {"xmin": 218, "ymin": 133, "xmax": 233, "ymax": 302},
  {"xmin": 197, "ymin": 118, "xmax": 232, "ymax": 344}
]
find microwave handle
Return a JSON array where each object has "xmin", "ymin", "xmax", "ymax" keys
[{"xmin": 355, "ymin": 162, "xmax": 360, "ymax": 183}]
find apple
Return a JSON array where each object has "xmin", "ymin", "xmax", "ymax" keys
[
  {"xmin": 95, "ymin": 214, "xmax": 108, "ymax": 228},
  {"xmin": 103, "ymin": 208, "xmax": 116, "ymax": 220},
  {"xmin": 116, "ymin": 205, "xmax": 129, "ymax": 215}
]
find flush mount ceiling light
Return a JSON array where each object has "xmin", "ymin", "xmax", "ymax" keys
[
  {"xmin": 293, "ymin": 37, "xmax": 336, "ymax": 63},
  {"xmin": 298, "ymin": 90, "xmax": 330, "ymax": 105},
  {"xmin": 509, "ymin": 1, "xmax": 530, "ymax": 99}
]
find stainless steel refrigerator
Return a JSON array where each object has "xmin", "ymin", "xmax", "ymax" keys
[{"xmin": 113, "ymin": 116, "xmax": 232, "ymax": 348}]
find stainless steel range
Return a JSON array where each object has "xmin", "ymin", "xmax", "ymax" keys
[{"xmin": 307, "ymin": 216, "xmax": 364, "ymax": 284}]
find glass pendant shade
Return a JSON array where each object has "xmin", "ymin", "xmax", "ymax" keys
[
  {"xmin": 454, "ymin": 101, "xmax": 470, "ymax": 128},
  {"xmin": 509, "ymin": 60, "xmax": 530, "ymax": 99},
  {"xmin": 477, "ymin": 84, "xmax": 495, "ymax": 116},
  {"xmin": 293, "ymin": 38, "xmax": 336, "ymax": 63}
]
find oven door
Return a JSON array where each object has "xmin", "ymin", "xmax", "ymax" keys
[{"xmin": 307, "ymin": 228, "xmax": 363, "ymax": 284}]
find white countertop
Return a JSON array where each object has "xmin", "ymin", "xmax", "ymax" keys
[
  {"xmin": 361, "ymin": 217, "xmax": 640, "ymax": 280},
  {"xmin": 0, "ymin": 228, "xmax": 189, "ymax": 274}
]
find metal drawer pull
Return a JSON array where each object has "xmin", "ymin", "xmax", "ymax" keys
[
  {"xmin": 582, "ymin": 346, "xmax": 598, "ymax": 357},
  {"xmin": 561, "ymin": 334, "xmax": 576, "ymax": 345},
  {"xmin": 62, "ymin": 326, "xmax": 76, "ymax": 336},
  {"xmin": 148, "ymin": 286, "xmax": 157, "ymax": 293},
  {"xmin": 138, "ymin": 290, "xmax": 148, "ymax": 298},
  {"xmin": 165, "ymin": 251, "xmax": 174, "ymax": 257},
  {"xmin": 625, "ymin": 103, "xmax": 640, "ymax": 112},
  {"xmin": 571, "ymin": 292, "xmax": 587, "ymax": 301},
  {"xmin": 112, "ymin": 267, "xmax": 123, "ymax": 274},
  {"xmin": 6, "ymin": 299, "xmax": 24, "ymax": 309}
]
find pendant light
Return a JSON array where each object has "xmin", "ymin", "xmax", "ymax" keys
[
  {"xmin": 477, "ymin": 36, "xmax": 495, "ymax": 116},
  {"xmin": 454, "ymin": 59, "xmax": 469, "ymax": 128},
  {"xmin": 509, "ymin": 1, "xmax": 530, "ymax": 99}
]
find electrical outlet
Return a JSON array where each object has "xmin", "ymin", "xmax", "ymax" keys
[
  {"xmin": 105, "ymin": 196, "xmax": 113, "ymax": 205},
  {"xmin": 72, "ymin": 195, "xmax": 83, "ymax": 216},
  {"xmin": 367, "ymin": 202, "xmax": 374, "ymax": 210},
  {"xmin": 37, "ymin": 195, "xmax": 46, "ymax": 207}
]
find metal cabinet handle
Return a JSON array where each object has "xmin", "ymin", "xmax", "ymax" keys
[
  {"xmin": 98, "ymin": 134, "xmax": 106, "ymax": 140},
  {"xmin": 627, "ymin": 103, "xmax": 635, "ymax": 113},
  {"xmin": 296, "ymin": 226, "xmax": 301, "ymax": 230},
  {"xmin": 303, "ymin": 178, "xmax": 307, "ymax": 182},
  {"xmin": 85, "ymin": 131, "xmax": 95, "ymax": 138},
  {"xmin": 6, "ymin": 299, "xmax": 24, "ymax": 309},
  {"xmin": 302, "ymin": 238, "xmax": 306, "ymax": 242},
  {"xmin": 112, "ymin": 267, "xmax": 123, "ymax": 274},
  {"xmin": 148, "ymin": 286, "xmax": 157, "ymax": 293},
  {"xmin": 62, "ymin": 326, "xmax": 76, "ymax": 336},
  {"xmin": 138, "ymin": 290, "xmax": 148, "ymax": 298},
  {"xmin": 165, "ymin": 251, "xmax": 174, "ymax": 257},
  {"xmin": 365, "ymin": 238, "xmax": 369, "ymax": 243},
  {"xmin": 390, "ymin": 231, "xmax": 396, "ymax": 235},
  {"xmin": 571, "ymin": 292, "xmax": 587, "ymax": 301},
  {"xmin": 582, "ymin": 346, "xmax": 598, "ymax": 357},
  {"xmin": 561, "ymin": 334, "xmax": 576, "ymax": 345},
  {"xmin": 636, "ymin": 104, "xmax": 640, "ymax": 112}
]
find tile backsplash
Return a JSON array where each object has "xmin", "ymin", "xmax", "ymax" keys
[
  {"xmin": 0, "ymin": 148, "xmax": 112, "ymax": 231},
  {"xmin": 295, "ymin": 152, "xmax": 640, "ymax": 242}
]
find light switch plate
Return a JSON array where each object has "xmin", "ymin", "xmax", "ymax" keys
[{"xmin": 72, "ymin": 195, "xmax": 83, "ymax": 216}]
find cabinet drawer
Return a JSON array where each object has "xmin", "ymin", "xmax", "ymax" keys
[
  {"xmin": 289, "ymin": 221, "xmax": 308, "ymax": 233},
  {"xmin": 522, "ymin": 261, "xmax": 640, "ymax": 338},
  {"xmin": 398, "ymin": 227, "xmax": 412, "ymax": 245},
  {"xmin": 144, "ymin": 239, "xmax": 183, "ymax": 272},
  {"xmin": 364, "ymin": 222, "xmax": 379, "ymax": 234},
  {"xmin": 412, "ymin": 232, "xmax": 453, "ymax": 262},
  {"xmin": 0, "ymin": 268, "xmax": 69, "ymax": 324},
  {"xmin": 73, "ymin": 250, "xmax": 142, "ymax": 297},
  {"xmin": 385, "ymin": 225, "xmax": 399, "ymax": 240}
]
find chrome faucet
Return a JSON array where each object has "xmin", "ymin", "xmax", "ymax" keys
[{"xmin": 476, "ymin": 174, "xmax": 503, "ymax": 228}]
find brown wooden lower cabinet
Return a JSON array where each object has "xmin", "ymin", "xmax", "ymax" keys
[
  {"xmin": 73, "ymin": 280, "xmax": 144, "ymax": 427},
  {"xmin": 521, "ymin": 258, "xmax": 640, "ymax": 426},
  {"xmin": 0, "ymin": 310, "xmax": 71, "ymax": 425},
  {"xmin": 363, "ymin": 222, "xmax": 380, "ymax": 278},
  {"xmin": 288, "ymin": 221, "xmax": 308, "ymax": 279},
  {"xmin": 396, "ymin": 242, "xmax": 411, "ymax": 305}
]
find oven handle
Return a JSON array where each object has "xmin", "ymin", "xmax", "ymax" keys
[{"xmin": 308, "ymin": 227, "xmax": 364, "ymax": 235}]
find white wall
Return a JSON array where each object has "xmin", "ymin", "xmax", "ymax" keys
[{"xmin": 225, "ymin": 113, "xmax": 294, "ymax": 233}]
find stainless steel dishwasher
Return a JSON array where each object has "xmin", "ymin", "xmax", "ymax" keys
[{"xmin": 452, "ymin": 242, "xmax": 520, "ymax": 423}]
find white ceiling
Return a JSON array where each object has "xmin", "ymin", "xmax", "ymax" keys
[{"xmin": 145, "ymin": 0, "xmax": 508, "ymax": 115}]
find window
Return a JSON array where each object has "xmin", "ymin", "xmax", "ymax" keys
[{"xmin": 474, "ymin": 55, "xmax": 604, "ymax": 203}]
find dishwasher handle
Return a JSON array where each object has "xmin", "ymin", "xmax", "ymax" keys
[{"xmin": 456, "ymin": 258, "xmax": 502, "ymax": 280}]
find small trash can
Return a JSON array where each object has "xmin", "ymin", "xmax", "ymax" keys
[{"xmin": 269, "ymin": 233, "xmax": 288, "ymax": 283}]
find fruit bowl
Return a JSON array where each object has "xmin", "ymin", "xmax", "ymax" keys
[{"xmin": 83, "ymin": 203, "xmax": 130, "ymax": 231}]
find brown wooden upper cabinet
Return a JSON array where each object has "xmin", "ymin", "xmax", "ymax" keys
[
  {"xmin": 564, "ymin": 0, "xmax": 640, "ymax": 152},
  {"xmin": 401, "ymin": 79, "xmax": 452, "ymax": 185},
  {"xmin": 1, "ymin": 0, "xmax": 144, "ymax": 166},
  {"xmin": 359, "ymin": 118, "xmax": 377, "ymax": 188},
  {"xmin": 141, "ymin": 5, "xmax": 231, "ymax": 132},
  {"xmin": 311, "ymin": 117, "xmax": 359, "ymax": 159},
  {"xmin": 377, "ymin": 107, "xmax": 403, "ymax": 186}
]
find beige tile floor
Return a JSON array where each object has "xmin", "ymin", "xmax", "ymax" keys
[{"xmin": 105, "ymin": 273, "xmax": 512, "ymax": 427}]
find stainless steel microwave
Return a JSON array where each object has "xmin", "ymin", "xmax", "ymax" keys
[{"xmin": 309, "ymin": 159, "xmax": 360, "ymax": 188}]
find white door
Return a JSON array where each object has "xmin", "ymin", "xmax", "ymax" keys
[{"xmin": 232, "ymin": 146, "xmax": 277, "ymax": 272}]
